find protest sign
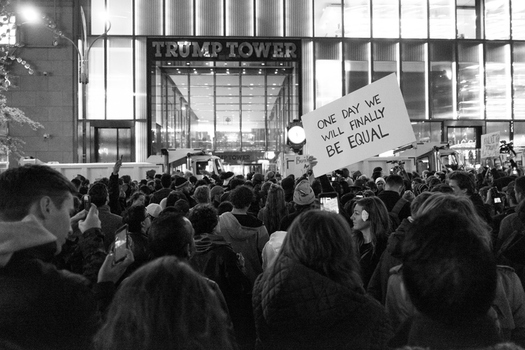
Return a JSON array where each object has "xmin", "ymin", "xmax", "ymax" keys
[
  {"xmin": 481, "ymin": 132, "xmax": 500, "ymax": 159},
  {"xmin": 302, "ymin": 73, "xmax": 416, "ymax": 176},
  {"xmin": 282, "ymin": 154, "xmax": 310, "ymax": 178}
]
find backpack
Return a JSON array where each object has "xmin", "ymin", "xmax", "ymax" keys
[{"xmin": 388, "ymin": 197, "xmax": 408, "ymax": 231}]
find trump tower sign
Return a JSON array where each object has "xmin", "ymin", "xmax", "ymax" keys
[{"xmin": 302, "ymin": 74, "xmax": 416, "ymax": 176}]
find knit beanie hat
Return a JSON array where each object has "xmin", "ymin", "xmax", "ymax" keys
[
  {"xmin": 293, "ymin": 180, "xmax": 315, "ymax": 205},
  {"xmin": 174, "ymin": 176, "xmax": 189, "ymax": 189}
]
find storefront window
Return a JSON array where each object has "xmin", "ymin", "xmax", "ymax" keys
[
  {"xmin": 107, "ymin": 38, "xmax": 133, "ymax": 120},
  {"xmin": 485, "ymin": 0, "xmax": 510, "ymax": 39},
  {"xmin": 373, "ymin": 42, "xmax": 398, "ymax": 82},
  {"xmin": 315, "ymin": 0, "xmax": 342, "ymax": 37},
  {"xmin": 315, "ymin": 41, "xmax": 342, "ymax": 107},
  {"xmin": 512, "ymin": 0, "xmax": 525, "ymax": 40},
  {"xmin": 458, "ymin": 43, "xmax": 483, "ymax": 119},
  {"xmin": 429, "ymin": 0, "xmax": 455, "ymax": 39},
  {"xmin": 430, "ymin": 42, "xmax": 455, "ymax": 120},
  {"xmin": 485, "ymin": 44, "xmax": 511, "ymax": 120},
  {"xmin": 344, "ymin": 41, "xmax": 370, "ymax": 94},
  {"xmin": 344, "ymin": 0, "xmax": 370, "ymax": 38},
  {"xmin": 401, "ymin": 42, "xmax": 426, "ymax": 119},
  {"xmin": 412, "ymin": 121, "xmax": 442, "ymax": 143},
  {"xmin": 372, "ymin": 0, "xmax": 399, "ymax": 38},
  {"xmin": 401, "ymin": 0, "xmax": 427, "ymax": 39},
  {"xmin": 513, "ymin": 43, "xmax": 525, "ymax": 120}
]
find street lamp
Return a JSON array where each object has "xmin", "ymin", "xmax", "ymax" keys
[{"xmin": 19, "ymin": 5, "xmax": 111, "ymax": 161}]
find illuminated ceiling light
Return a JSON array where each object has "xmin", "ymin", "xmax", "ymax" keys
[{"xmin": 20, "ymin": 6, "xmax": 41, "ymax": 24}]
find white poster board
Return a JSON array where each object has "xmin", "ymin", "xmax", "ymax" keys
[
  {"xmin": 481, "ymin": 132, "xmax": 500, "ymax": 159},
  {"xmin": 302, "ymin": 74, "xmax": 416, "ymax": 176},
  {"xmin": 283, "ymin": 154, "xmax": 310, "ymax": 178}
]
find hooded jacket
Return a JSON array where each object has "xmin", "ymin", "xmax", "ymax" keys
[
  {"xmin": 217, "ymin": 212, "xmax": 269, "ymax": 284},
  {"xmin": 253, "ymin": 255, "xmax": 393, "ymax": 350},
  {"xmin": 0, "ymin": 216, "xmax": 100, "ymax": 350}
]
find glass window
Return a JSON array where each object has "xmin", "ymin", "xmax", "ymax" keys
[
  {"xmin": 372, "ymin": 42, "xmax": 398, "ymax": 82},
  {"xmin": 401, "ymin": 42, "xmax": 426, "ymax": 119},
  {"xmin": 514, "ymin": 43, "xmax": 525, "ymax": 120},
  {"xmin": 401, "ymin": 0, "xmax": 427, "ymax": 38},
  {"xmin": 512, "ymin": 0, "xmax": 525, "ymax": 40},
  {"xmin": 286, "ymin": 0, "xmax": 313, "ymax": 37},
  {"xmin": 344, "ymin": 41, "xmax": 370, "ymax": 94},
  {"xmin": 135, "ymin": 0, "xmax": 163, "ymax": 35},
  {"xmin": 372, "ymin": 0, "xmax": 399, "ymax": 38},
  {"xmin": 486, "ymin": 122, "xmax": 510, "ymax": 143},
  {"xmin": 188, "ymin": 72, "xmax": 215, "ymax": 150},
  {"xmin": 196, "ymin": 0, "xmax": 223, "ymax": 36},
  {"xmin": 457, "ymin": 2, "xmax": 478, "ymax": 39},
  {"xmin": 412, "ymin": 121, "xmax": 442, "ymax": 144},
  {"xmin": 315, "ymin": 0, "xmax": 342, "ymax": 37},
  {"xmin": 485, "ymin": 0, "xmax": 510, "ymax": 39},
  {"xmin": 315, "ymin": 41, "xmax": 342, "ymax": 108},
  {"xmin": 458, "ymin": 43, "xmax": 483, "ymax": 119},
  {"xmin": 91, "ymin": 0, "xmax": 106, "ymax": 35},
  {"xmin": 226, "ymin": 0, "xmax": 254, "ymax": 36},
  {"xmin": 256, "ymin": 0, "xmax": 283, "ymax": 37},
  {"xmin": 166, "ymin": 0, "xmax": 193, "ymax": 35},
  {"xmin": 429, "ymin": 0, "xmax": 455, "ymax": 39},
  {"xmin": 107, "ymin": 39, "xmax": 133, "ymax": 120},
  {"xmin": 242, "ymin": 70, "xmax": 266, "ymax": 151},
  {"xmin": 485, "ymin": 44, "xmax": 511, "ymax": 120},
  {"xmin": 86, "ymin": 40, "xmax": 105, "ymax": 120},
  {"xmin": 344, "ymin": 0, "xmax": 370, "ymax": 38},
  {"xmin": 430, "ymin": 42, "xmax": 455, "ymax": 120},
  {"xmin": 107, "ymin": 0, "xmax": 132, "ymax": 35},
  {"xmin": 514, "ymin": 122, "xmax": 525, "ymax": 147}
]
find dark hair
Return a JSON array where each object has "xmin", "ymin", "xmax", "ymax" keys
[
  {"xmin": 93, "ymin": 256, "xmax": 234, "ymax": 350},
  {"xmin": 277, "ymin": 210, "xmax": 363, "ymax": 289},
  {"xmin": 229, "ymin": 178, "xmax": 246, "ymax": 190},
  {"xmin": 148, "ymin": 212, "xmax": 194, "ymax": 259},
  {"xmin": 0, "ymin": 165, "xmax": 77, "ymax": 221},
  {"xmin": 352, "ymin": 197, "xmax": 391, "ymax": 253},
  {"xmin": 166, "ymin": 191, "xmax": 188, "ymax": 208},
  {"xmin": 160, "ymin": 173, "xmax": 172, "ymax": 188},
  {"xmin": 448, "ymin": 170, "xmax": 476, "ymax": 195},
  {"xmin": 217, "ymin": 201, "xmax": 233, "ymax": 215},
  {"xmin": 262, "ymin": 184, "xmax": 287, "ymax": 235},
  {"xmin": 515, "ymin": 176, "xmax": 525, "ymax": 198},
  {"xmin": 173, "ymin": 199, "xmax": 190, "ymax": 216},
  {"xmin": 402, "ymin": 211, "xmax": 497, "ymax": 325},
  {"xmin": 230, "ymin": 185, "xmax": 253, "ymax": 209},
  {"xmin": 430, "ymin": 183, "xmax": 454, "ymax": 193},
  {"xmin": 193, "ymin": 185, "xmax": 210, "ymax": 204},
  {"xmin": 89, "ymin": 182, "xmax": 109, "ymax": 207},
  {"xmin": 188, "ymin": 204, "xmax": 218, "ymax": 235},
  {"xmin": 385, "ymin": 174, "xmax": 404, "ymax": 188},
  {"xmin": 122, "ymin": 205, "xmax": 147, "ymax": 233}
]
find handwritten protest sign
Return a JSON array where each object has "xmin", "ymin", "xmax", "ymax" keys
[
  {"xmin": 481, "ymin": 132, "xmax": 500, "ymax": 159},
  {"xmin": 283, "ymin": 154, "xmax": 310, "ymax": 178},
  {"xmin": 302, "ymin": 74, "xmax": 416, "ymax": 176}
]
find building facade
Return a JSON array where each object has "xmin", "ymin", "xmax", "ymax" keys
[{"xmin": 5, "ymin": 0, "xmax": 525, "ymax": 172}]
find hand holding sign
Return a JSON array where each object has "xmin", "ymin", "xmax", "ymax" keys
[{"xmin": 302, "ymin": 74, "xmax": 416, "ymax": 176}]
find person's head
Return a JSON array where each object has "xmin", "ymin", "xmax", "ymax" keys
[
  {"xmin": 128, "ymin": 191, "xmax": 146, "ymax": 207},
  {"xmin": 122, "ymin": 205, "xmax": 149, "ymax": 233},
  {"xmin": 148, "ymin": 211, "xmax": 195, "ymax": 260},
  {"xmin": 160, "ymin": 173, "xmax": 172, "ymax": 189},
  {"xmin": 384, "ymin": 174, "xmax": 404, "ymax": 193},
  {"xmin": 514, "ymin": 176, "xmax": 525, "ymax": 203},
  {"xmin": 228, "ymin": 177, "xmax": 246, "ymax": 191},
  {"xmin": 409, "ymin": 191, "xmax": 433, "ymax": 217},
  {"xmin": 293, "ymin": 180, "xmax": 315, "ymax": 209},
  {"xmin": 350, "ymin": 196, "xmax": 391, "ymax": 248},
  {"xmin": 430, "ymin": 183, "xmax": 454, "ymax": 194},
  {"xmin": 0, "ymin": 165, "xmax": 77, "ymax": 254},
  {"xmin": 193, "ymin": 185, "xmax": 211, "ymax": 204},
  {"xmin": 173, "ymin": 199, "xmax": 190, "ymax": 216},
  {"xmin": 210, "ymin": 185, "xmax": 224, "ymax": 203},
  {"xmin": 217, "ymin": 201, "xmax": 233, "ymax": 215},
  {"xmin": 188, "ymin": 204, "xmax": 218, "ymax": 235},
  {"xmin": 230, "ymin": 185, "xmax": 253, "ymax": 210},
  {"xmin": 375, "ymin": 177, "xmax": 386, "ymax": 191},
  {"xmin": 166, "ymin": 191, "xmax": 187, "ymax": 208},
  {"xmin": 402, "ymin": 211, "xmax": 497, "ymax": 325},
  {"xmin": 448, "ymin": 170, "xmax": 476, "ymax": 196},
  {"xmin": 173, "ymin": 176, "xmax": 191, "ymax": 194},
  {"xmin": 94, "ymin": 256, "xmax": 234, "ymax": 350},
  {"xmin": 89, "ymin": 182, "xmax": 109, "ymax": 207},
  {"xmin": 415, "ymin": 192, "xmax": 492, "ymax": 249},
  {"xmin": 277, "ymin": 210, "xmax": 362, "ymax": 288}
]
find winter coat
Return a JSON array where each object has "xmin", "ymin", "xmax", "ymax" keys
[
  {"xmin": 217, "ymin": 212, "xmax": 269, "ymax": 284},
  {"xmin": 386, "ymin": 264, "xmax": 525, "ymax": 345},
  {"xmin": 0, "ymin": 217, "xmax": 104, "ymax": 350},
  {"xmin": 253, "ymin": 255, "xmax": 393, "ymax": 350}
]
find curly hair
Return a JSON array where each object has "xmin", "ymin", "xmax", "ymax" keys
[
  {"xmin": 193, "ymin": 185, "xmax": 211, "ymax": 204},
  {"xmin": 230, "ymin": 185, "xmax": 254, "ymax": 209},
  {"xmin": 276, "ymin": 210, "xmax": 363, "ymax": 289},
  {"xmin": 188, "ymin": 204, "xmax": 218, "ymax": 234}
]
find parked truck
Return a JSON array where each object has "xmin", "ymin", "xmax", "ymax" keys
[{"xmin": 146, "ymin": 148, "xmax": 224, "ymax": 179}]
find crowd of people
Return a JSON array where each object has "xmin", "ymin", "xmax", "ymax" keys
[{"xmin": 3, "ymin": 157, "xmax": 525, "ymax": 349}]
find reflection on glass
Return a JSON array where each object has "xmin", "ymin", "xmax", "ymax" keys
[
  {"xmin": 430, "ymin": 42, "xmax": 455, "ymax": 119},
  {"xmin": 514, "ymin": 122, "xmax": 525, "ymax": 147},
  {"xmin": 458, "ymin": 43, "xmax": 483, "ymax": 119},
  {"xmin": 107, "ymin": 0, "xmax": 132, "ymax": 35},
  {"xmin": 373, "ymin": 42, "xmax": 398, "ymax": 82},
  {"xmin": 107, "ymin": 39, "xmax": 133, "ymax": 120},
  {"xmin": 315, "ymin": 41, "xmax": 342, "ymax": 107},
  {"xmin": 344, "ymin": 0, "xmax": 370, "ymax": 38},
  {"xmin": 457, "ymin": 6, "xmax": 477, "ymax": 39},
  {"xmin": 429, "ymin": 0, "xmax": 455, "ymax": 39},
  {"xmin": 486, "ymin": 122, "xmax": 510, "ymax": 142},
  {"xmin": 485, "ymin": 0, "xmax": 510, "ymax": 39},
  {"xmin": 485, "ymin": 44, "xmax": 510, "ymax": 119},
  {"xmin": 515, "ymin": 44, "xmax": 525, "ymax": 120},
  {"xmin": 344, "ymin": 41, "xmax": 370, "ymax": 94},
  {"xmin": 401, "ymin": 0, "xmax": 427, "ymax": 38},
  {"xmin": 286, "ymin": 0, "xmax": 313, "ymax": 37},
  {"xmin": 512, "ymin": 1, "xmax": 525, "ymax": 40},
  {"xmin": 401, "ymin": 42, "xmax": 426, "ymax": 119},
  {"xmin": 87, "ymin": 40, "xmax": 105, "ymax": 120},
  {"xmin": 315, "ymin": 0, "xmax": 342, "ymax": 37},
  {"xmin": 411, "ymin": 121, "xmax": 442, "ymax": 144},
  {"xmin": 373, "ymin": 0, "xmax": 399, "ymax": 38}
]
